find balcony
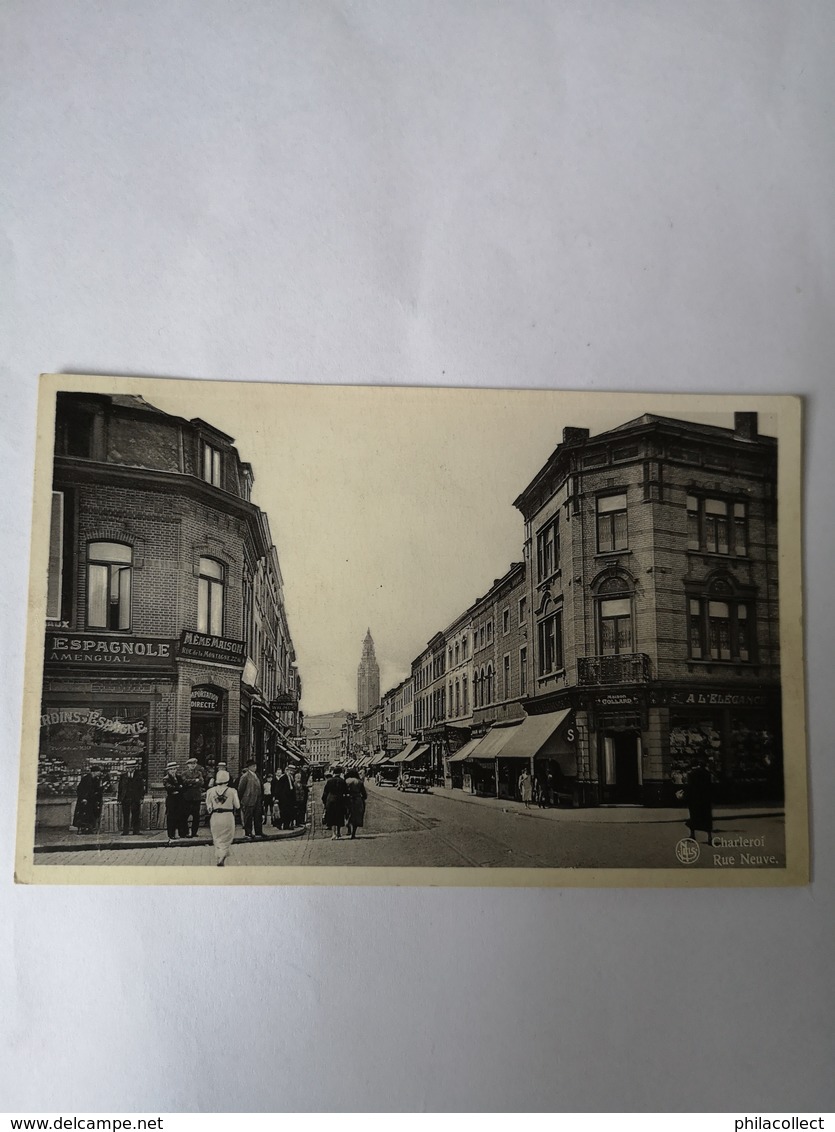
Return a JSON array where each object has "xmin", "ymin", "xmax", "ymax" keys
[{"xmin": 578, "ymin": 653, "xmax": 651, "ymax": 686}]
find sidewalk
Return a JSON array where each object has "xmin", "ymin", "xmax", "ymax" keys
[
  {"xmin": 34, "ymin": 821, "xmax": 308, "ymax": 854},
  {"xmin": 423, "ymin": 784, "xmax": 784, "ymax": 825}
]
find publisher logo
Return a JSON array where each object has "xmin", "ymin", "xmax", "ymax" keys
[{"xmin": 675, "ymin": 837, "xmax": 701, "ymax": 865}]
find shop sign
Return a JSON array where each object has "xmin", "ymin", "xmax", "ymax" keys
[
  {"xmin": 597, "ymin": 692, "xmax": 639, "ymax": 707},
  {"xmin": 178, "ymin": 630, "xmax": 246, "ymax": 667},
  {"xmin": 191, "ymin": 687, "xmax": 222, "ymax": 712},
  {"xmin": 271, "ymin": 694, "xmax": 298, "ymax": 712},
  {"xmin": 45, "ymin": 631, "xmax": 176, "ymax": 668},
  {"xmin": 657, "ymin": 689, "xmax": 769, "ymax": 708}
]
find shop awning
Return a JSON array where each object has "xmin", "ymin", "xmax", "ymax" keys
[
  {"xmin": 402, "ymin": 744, "xmax": 429, "ymax": 763},
  {"xmin": 497, "ymin": 709, "xmax": 577, "ymax": 774},
  {"xmin": 447, "ymin": 737, "xmax": 484, "ymax": 763},
  {"xmin": 465, "ymin": 720, "xmax": 524, "ymax": 761},
  {"xmin": 388, "ymin": 740, "xmax": 421, "ymax": 764}
]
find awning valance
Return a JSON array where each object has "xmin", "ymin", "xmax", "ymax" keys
[{"xmin": 497, "ymin": 709, "xmax": 577, "ymax": 774}]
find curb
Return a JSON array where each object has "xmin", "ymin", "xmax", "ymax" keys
[{"xmin": 34, "ymin": 825, "xmax": 308, "ymax": 854}]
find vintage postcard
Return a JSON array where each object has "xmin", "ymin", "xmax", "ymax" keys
[{"xmin": 14, "ymin": 374, "xmax": 808, "ymax": 885}]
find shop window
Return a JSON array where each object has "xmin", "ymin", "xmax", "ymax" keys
[
  {"xmin": 198, "ymin": 557, "xmax": 225, "ymax": 636},
  {"xmin": 87, "ymin": 542, "xmax": 132, "ymax": 630},
  {"xmin": 202, "ymin": 442, "xmax": 222, "ymax": 487},
  {"xmin": 536, "ymin": 516, "xmax": 560, "ymax": 580},
  {"xmin": 596, "ymin": 493, "xmax": 628, "ymax": 553},
  {"xmin": 687, "ymin": 496, "xmax": 747, "ymax": 556},
  {"xmin": 519, "ymin": 647, "xmax": 528, "ymax": 696},
  {"xmin": 537, "ymin": 609, "xmax": 564, "ymax": 676}
]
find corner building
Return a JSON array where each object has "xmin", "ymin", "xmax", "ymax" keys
[
  {"xmin": 39, "ymin": 392, "xmax": 301, "ymax": 821},
  {"xmin": 514, "ymin": 413, "xmax": 780, "ymax": 806}
]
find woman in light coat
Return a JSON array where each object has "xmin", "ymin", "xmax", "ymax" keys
[{"xmin": 205, "ymin": 768, "xmax": 240, "ymax": 867}]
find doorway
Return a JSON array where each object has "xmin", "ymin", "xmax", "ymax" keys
[
  {"xmin": 189, "ymin": 685, "xmax": 224, "ymax": 772},
  {"xmin": 602, "ymin": 731, "xmax": 642, "ymax": 804}
]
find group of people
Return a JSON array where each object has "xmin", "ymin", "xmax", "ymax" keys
[
  {"xmin": 73, "ymin": 760, "xmax": 149, "ymax": 836},
  {"xmin": 321, "ymin": 767, "xmax": 367, "ymax": 840}
]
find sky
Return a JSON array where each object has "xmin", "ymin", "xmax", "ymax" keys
[{"xmin": 110, "ymin": 380, "xmax": 778, "ymax": 715}]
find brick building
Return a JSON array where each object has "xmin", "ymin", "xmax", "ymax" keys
[
  {"xmin": 513, "ymin": 412, "xmax": 780, "ymax": 805},
  {"xmin": 38, "ymin": 391, "xmax": 302, "ymax": 826}
]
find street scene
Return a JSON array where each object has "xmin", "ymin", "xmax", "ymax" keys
[
  {"xmin": 22, "ymin": 377, "xmax": 800, "ymax": 878},
  {"xmin": 37, "ymin": 781, "xmax": 785, "ymax": 870}
]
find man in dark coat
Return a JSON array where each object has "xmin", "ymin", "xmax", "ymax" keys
[
  {"xmin": 162, "ymin": 761, "xmax": 186, "ymax": 840},
  {"xmin": 180, "ymin": 757, "xmax": 205, "ymax": 837},
  {"xmin": 237, "ymin": 759, "xmax": 263, "ymax": 840},
  {"xmin": 117, "ymin": 760, "xmax": 145, "ymax": 836},
  {"xmin": 73, "ymin": 769, "xmax": 104, "ymax": 834},
  {"xmin": 684, "ymin": 758, "xmax": 714, "ymax": 844},
  {"xmin": 274, "ymin": 764, "xmax": 296, "ymax": 829}
]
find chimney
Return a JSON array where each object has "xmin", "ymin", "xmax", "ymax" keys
[
  {"xmin": 734, "ymin": 412, "xmax": 758, "ymax": 440},
  {"xmin": 563, "ymin": 427, "xmax": 590, "ymax": 445}
]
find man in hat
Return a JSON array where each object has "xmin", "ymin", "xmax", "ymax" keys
[
  {"xmin": 162, "ymin": 760, "xmax": 186, "ymax": 841},
  {"xmin": 237, "ymin": 759, "xmax": 264, "ymax": 840},
  {"xmin": 274, "ymin": 762, "xmax": 296, "ymax": 830},
  {"xmin": 117, "ymin": 760, "xmax": 145, "ymax": 836},
  {"xmin": 181, "ymin": 756, "xmax": 206, "ymax": 838}
]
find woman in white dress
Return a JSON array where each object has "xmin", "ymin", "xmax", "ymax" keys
[{"xmin": 205, "ymin": 768, "xmax": 240, "ymax": 867}]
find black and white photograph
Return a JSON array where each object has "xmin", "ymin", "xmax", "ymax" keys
[{"xmin": 15, "ymin": 375, "xmax": 806, "ymax": 885}]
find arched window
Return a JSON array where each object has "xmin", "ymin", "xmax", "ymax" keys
[
  {"xmin": 462, "ymin": 676, "xmax": 468, "ymax": 715},
  {"xmin": 198, "ymin": 557, "xmax": 225, "ymax": 636},
  {"xmin": 474, "ymin": 671, "xmax": 481, "ymax": 709},
  {"xmin": 485, "ymin": 664, "xmax": 494, "ymax": 705},
  {"xmin": 87, "ymin": 541, "xmax": 132, "ymax": 629},
  {"xmin": 596, "ymin": 574, "xmax": 634, "ymax": 656}
]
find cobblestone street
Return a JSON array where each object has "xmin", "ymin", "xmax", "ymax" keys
[{"xmin": 39, "ymin": 783, "xmax": 786, "ymax": 871}]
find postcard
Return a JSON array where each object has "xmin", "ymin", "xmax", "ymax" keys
[{"xmin": 14, "ymin": 374, "xmax": 808, "ymax": 885}]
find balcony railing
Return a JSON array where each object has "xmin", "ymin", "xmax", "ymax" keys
[{"xmin": 577, "ymin": 653, "xmax": 651, "ymax": 686}]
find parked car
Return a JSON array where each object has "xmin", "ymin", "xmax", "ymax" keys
[
  {"xmin": 398, "ymin": 769, "xmax": 430, "ymax": 794},
  {"xmin": 375, "ymin": 764, "xmax": 400, "ymax": 787}
]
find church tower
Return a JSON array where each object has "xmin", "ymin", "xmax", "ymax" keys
[{"xmin": 357, "ymin": 629, "xmax": 381, "ymax": 717}]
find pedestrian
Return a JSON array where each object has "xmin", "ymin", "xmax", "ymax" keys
[
  {"xmin": 683, "ymin": 757, "xmax": 714, "ymax": 844},
  {"xmin": 518, "ymin": 767, "xmax": 533, "ymax": 808},
  {"xmin": 292, "ymin": 770, "xmax": 308, "ymax": 828},
  {"xmin": 274, "ymin": 764, "xmax": 296, "ymax": 830},
  {"xmin": 117, "ymin": 760, "xmax": 145, "ymax": 835},
  {"xmin": 237, "ymin": 759, "xmax": 264, "ymax": 840},
  {"xmin": 322, "ymin": 765, "xmax": 348, "ymax": 840},
  {"xmin": 344, "ymin": 769, "xmax": 367, "ymax": 840},
  {"xmin": 162, "ymin": 761, "xmax": 186, "ymax": 841},
  {"xmin": 262, "ymin": 773, "xmax": 273, "ymax": 825},
  {"xmin": 181, "ymin": 757, "xmax": 205, "ymax": 838},
  {"xmin": 73, "ymin": 768, "xmax": 103, "ymax": 834},
  {"xmin": 205, "ymin": 768, "xmax": 241, "ymax": 867}
]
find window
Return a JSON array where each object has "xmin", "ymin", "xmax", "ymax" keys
[
  {"xmin": 520, "ymin": 647, "xmax": 528, "ymax": 696},
  {"xmin": 486, "ymin": 620, "xmax": 493, "ymax": 643},
  {"xmin": 502, "ymin": 608, "xmax": 510, "ymax": 635},
  {"xmin": 537, "ymin": 610, "xmax": 564, "ymax": 676},
  {"xmin": 202, "ymin": 442, "xmax": 222, "ymax": 487},
  {"xmin": 485, "ymin": 665, "xmax": 494, "ymax": 705},
  {"xmin": 47, "ymin": 492, "xmax": 64, "ymax": 621},
  {"xmin": 599, "ymin": 597, "xmax": 633, "ymax": 655},
  {"xmin": 198, "ymin": 557, "xmax": 225, "ymax": 636},
  {"xmin": 448, "ymin": 647, "xmax": 453, "ymax": 668},
  {"xmin": 455, "ymin": 680, "xmax": 460, "ymax": 716},
  {"xmin": 687, "ymin": 496, "xmax": 747, "ymax": 555},
  {"xmin": 87, "ymin": 542, "xmax": 132, "ymax": 629},
  {"xmin": 503, "ymin": 654, "xmax": 511, "ymax": 699},
  {"xmin": 462, "ymin": 676, "xmax": 468, "ymax": 715},
  {"xmin": 479, "ymin": 625, "xmax": 485, "ymax": 648},
  {"xmin": 519, "ymin": 596, "xmax": 527, "ymax": 624},
  {"xmin": 596, "ymin": 493, "xmax": 628, "ymax": 553},
  {"xmin": 473, "ymin": 671, "xmax": 481, "ymax": 709},
  {"xmin": 454, "ymin": 642, "xmax": 460, "ymax": 666},
  {"xmin": 688, "ymin": 595, "xmax": 752, "ymax": 661},
  {"xmin": 462, "ymin": 636, "xmax": 469, "ymax": 660},
  {"xmin": 536, "ymin": 517, "xmax": 560, "ymax": 580}
]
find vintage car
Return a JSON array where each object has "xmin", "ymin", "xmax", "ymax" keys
[
  {"xmin": 398, "ymin": 769, "xmax": 431, "ymax": 794},
  {"xmin": 375, "ymin": 764, "xmax": 400, "ymax": 787}
]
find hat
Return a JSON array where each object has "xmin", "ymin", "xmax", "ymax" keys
[
  {"xmin": 166, "ymin": 761, "xmax": 178, "ymax": 769},
  {"xmin": 215, "ymin": 768, "xmax": 230, "ymax": 785},
  {"xmin": 187, "ymin": 757, "xmax": 197, "ymax": 764},
  {"xmin": 246, "ymin": 759, "xmax": 257, "ymax": 767}
]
